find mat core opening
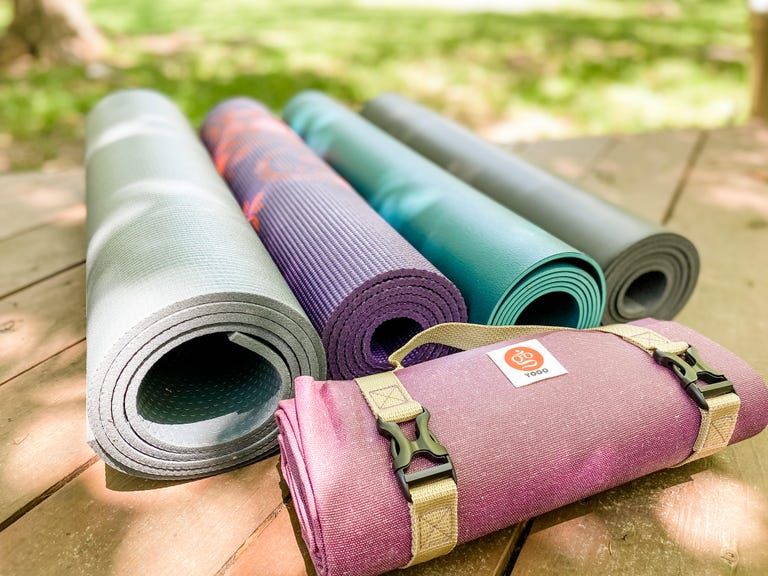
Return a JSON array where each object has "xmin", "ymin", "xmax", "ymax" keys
[
  {"xmin": 370, "ymin": 317, "xmax": 423, "ymax": 364},
  {"xmin": 622, "ymin": 271, "xmax": 667, "ymax": 316},
  {"xmin": 136, "ymin": 332, "xmax": 282, "ymax": 447},
  {"xmin": 516, "ymin": 292, "xmax": 580, "ymax": 328}
]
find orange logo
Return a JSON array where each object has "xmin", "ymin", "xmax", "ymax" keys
[{"xmin": 504, "ymin": 346, "xmax": 544, "ymax": 371}]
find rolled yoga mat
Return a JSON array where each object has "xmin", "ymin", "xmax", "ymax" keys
[
  {"xmin": 85, "ymin": 89, "xmax": 326, "ymax": 480},
  {"xmin": 200, "ymin": 98, "xmax": 467, "ymax": 380},
  {"xmin": 361, "ymin": 93, "xmax": 700, "ymax": 324},
  {"xmin": 277, "ymin": 319, "xmax": 768, "ymax": 576},
  {"xmin": 284, "ymin": 91, "xmax": 606, "ymax": 328}
]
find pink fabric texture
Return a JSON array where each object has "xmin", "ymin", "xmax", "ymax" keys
[{"xmin": 276, "ymin": 320, "xmax": 768, "ymax": 576}]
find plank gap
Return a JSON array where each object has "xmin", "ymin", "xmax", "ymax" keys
[
  {"xmin": 0, "ymin": 337, "xmax": 86, "ymax": 389},
  {"xmin": 1, "ymin": 218, "xmax": 63, "ymax": 244},
  {"xmin": 501, "ymin": 520, "xmax": 534, "ymax": 576},
  {"xmin": 0, "ymin": 259, "xmax": 85, "ymax": 301},
  {"xmin": 0, "ymin": 455, "xmax": 98, "ymax": 533},
  {"xmin": 575, "ymin": 137, "xmax": 620, "ymax": 186},
  {"xmin": 214, "ymin": 502, "xmax": 286, "ymax": 576},
  {"xmin": 661, "ymin": 131, "xmax": 709, "ymax": 225}
]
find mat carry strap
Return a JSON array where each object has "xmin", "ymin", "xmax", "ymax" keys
[
  {"xmin": 599, "ymin": 325, "xmax": 740, "ymax": 465},
  {"xmin": 355, "ymin": 371, "xmax": 458, "ymax": 567},
  {"xmin": 388, "ymin": 322, "xmax": 740, "ymax": 466},
  {"xmin": 356, "ymin": 322, "xmax": 740, "ymax": 567}
]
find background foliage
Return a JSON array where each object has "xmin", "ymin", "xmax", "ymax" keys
[{"xmin": 0, "ymin": 0, "xmax": 751, "ymax": 172}]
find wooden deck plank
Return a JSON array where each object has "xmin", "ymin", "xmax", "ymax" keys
[
  {"xmin": 0, "ymin": 265, "xmax": 85, "ymax": 386},
  {"xmin": 519, "ymin": 130, "xmax": 701, "ymax": 223},
  {"xmin": 0, "ymin": 457, "xmax": 284, "ymax": 576},
  {"xmin": 511, "ymin": 123, "xmax": 768, "ymax": 575},
  {"xmin": 0, "ymin": 343, "xmax": 92, "ymax": 527},
  {"xmin": 510, "ymin": 445, "xmax": 768, "ymax": 575},
  {"xmin": 579, "ymin": 130, "xmax": 701, "ymax": 222},
  {"xmin": 673, "ymin": 123, "xmax": 768, "ymax": 376},
  {"xmin": 578, "ymin": 129, "xmax": 701, "ymax": 222},
  {"xmin": 221, "ymin": 504, "xmax": 308, "ymax": 576},
  {"xmin": 232, "ymin": 499, "xmax": 526, "ymax": 576},
  {"xmin": 514, "ymin": 135, "xmax": 612, "ymax": 183},
  {"xmin": 0, "ymin": 171, "xmax": 84, "ymax": 241},
  {"xmin": 0, "ymin": 204, "xmax": 86, "ymax": 299}
]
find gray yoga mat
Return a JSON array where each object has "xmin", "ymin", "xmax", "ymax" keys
[
  {"xmin": 361, "ymin": 93, "xmax": 700, "ymax": 324},
  {"xmin": 85, "ymin": 89, "xmax": 326, "ymax": 480}
]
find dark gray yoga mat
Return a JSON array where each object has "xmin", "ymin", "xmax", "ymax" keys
[
  {"xmin": 361, "ymin": 93, "xmax": 700, "ymax": 324},
  {"xmin": 85, "ymin": 89, "xmax": 326, "ymax": 480}
]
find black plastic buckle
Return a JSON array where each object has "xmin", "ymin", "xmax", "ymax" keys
[
  {"xmin": 376, "ymin": 408, "xmax": 456, "ymax": 502},
  {"xmin": 653, "ymin": 346, "xmax": 735, "ymax": 410}
]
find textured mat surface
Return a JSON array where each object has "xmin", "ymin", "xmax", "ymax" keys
[
  {"xmin": 277, "ymin": 320, "xmax": 768, "ymax": 576},
  {"xmin": 284, "ymin": 91, "xmax": 606, "ymax": 328},
  {"xmin": 200, "ymin": 98, "xmax": 466, "ymax": 379},
  {"xmin": 85, "ymin": 89, "xmax": 326, "ymax": 479},
  {"xmin": 361, "ymin": 93, "xmax": 700, "ymax": 324}
]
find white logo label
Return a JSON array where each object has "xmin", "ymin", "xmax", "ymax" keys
[{"xmin": 486, "ymin": 338, "xmax": 568, "ymax": 387}]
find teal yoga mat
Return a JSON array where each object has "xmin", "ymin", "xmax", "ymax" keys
[{"xmin": 284, "ymin": 92, "xmax": 606, "ymax": 328}]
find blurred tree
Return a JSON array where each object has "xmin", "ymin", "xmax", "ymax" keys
[
  {"xmin": 751, "ymin": 0, "xmax": 768, "ymax": 119},
  {"xmin": 0, "ymin": 0, "xmax": 105, "ymax": 65}
]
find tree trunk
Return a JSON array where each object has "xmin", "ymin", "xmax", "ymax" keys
[
  {"xmin": 751, "ymin": 9, "xmax": 768, "ymax": 120},
  {"xmin": 0, "ymin": 0, "xmax": 105, "ymax": 65}
]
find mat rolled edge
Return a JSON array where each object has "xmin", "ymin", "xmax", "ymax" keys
[
  {"xmin": 603, "ymin": 233, "xmax": 699, "ymax": 324},
  {"xmin": 84, "ymin": 89, "xmax": 326, "ymax": 479}
]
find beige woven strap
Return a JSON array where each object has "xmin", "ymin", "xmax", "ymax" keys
[
  {"xmin": 388, "ymin": 323, "xmax": 556, "ymax": 369},
  {"xmin": 356, "ymin": 370, "xmax": 423, "ymax": 423},
  {"xmin": 602, "ymin": 325, "xmax": 740, "ymax": 464},
  {"xmin": 601, "ymin": 325, "xmax": 740, "ymax": 465},
  {"xmin": 404, "ymin": 478, "xmax": 459, "ymax": 567},
  {"xmin": 387, "ymin": 322, "xmax": 739, "ymax": 466},
  {"xmin": 387, "ymin": 322, "xmax": 689, "ymax": 369},
  {"xmin": 354, "ymin": 371, "xmax": 458, "ymax": 566},
  {"xmin": 675, "ymin": 392, "xmax": 741, "ymax": 466},
  {"xmin": 597, "ymin": 323, "xmax": 689, "ymax": 355}
]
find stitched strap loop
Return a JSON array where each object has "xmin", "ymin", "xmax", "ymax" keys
[{"xmin": 355, "ymin": 371, "xmax": 459, "ymax": 566}]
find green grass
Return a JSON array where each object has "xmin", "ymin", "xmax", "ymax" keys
[{"xmin": 0, "ymin": 0, "xmax": 752, "ymax": 171}]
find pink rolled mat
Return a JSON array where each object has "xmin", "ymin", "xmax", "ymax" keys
[{"xmin": 276, "ymin": 319, "xmax": 768, "ymax": 576}]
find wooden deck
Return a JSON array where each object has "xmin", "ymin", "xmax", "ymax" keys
[{"xmin": 1, "ymin": 124, "xmax": 767, "ymax": 576}]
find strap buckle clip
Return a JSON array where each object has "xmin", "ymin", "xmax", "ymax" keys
[
  {"xmin": 377, "ymin": 409, "xmax": 456, "ymax": 502},
  {"xmin": 653, "ymin": 346, "xmax": 735, "ymax": 410}
]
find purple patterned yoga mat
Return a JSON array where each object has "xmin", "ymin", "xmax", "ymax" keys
[{"xmin": 201, "ymin": 98, "xmax": 467, "ymax": 379}]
